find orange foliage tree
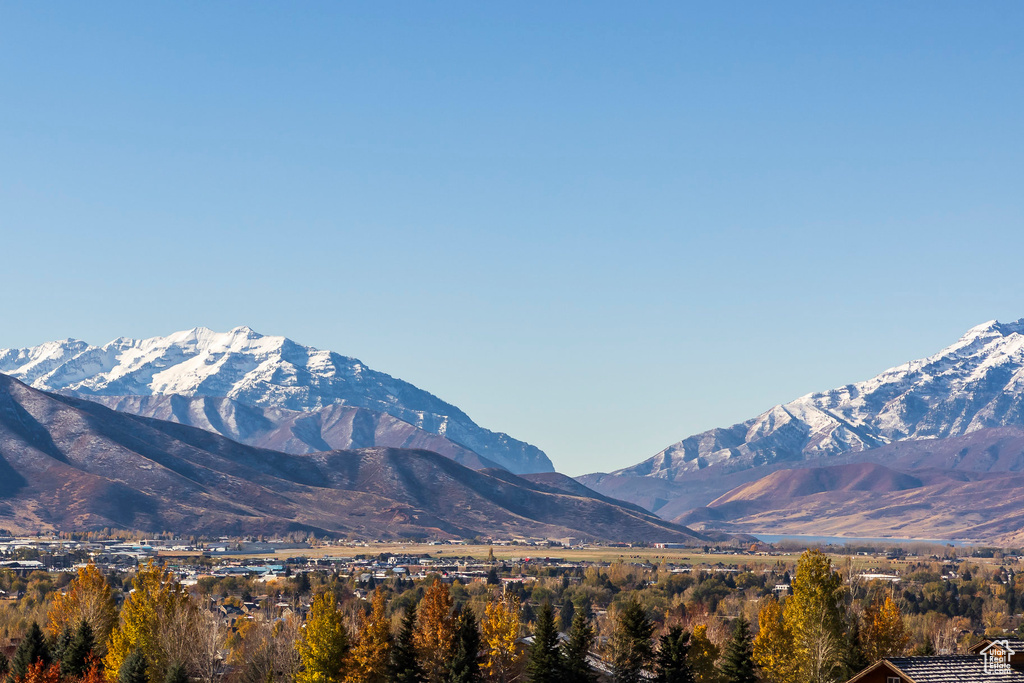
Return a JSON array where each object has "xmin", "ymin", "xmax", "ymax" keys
[
  {"xmin": 414, "ymin": 580, "xmax": 456, "ymax": 683},
  {"xmin": 348, "ymin": 589, "xmax": 393, "ymax": 683},
  {"xmin": 861, "ymin": 595, "xmax": 910, "ymax": 662},
  {"xmin": 46, "ymin": 564, "xmax": 117, "ymax": 650}
]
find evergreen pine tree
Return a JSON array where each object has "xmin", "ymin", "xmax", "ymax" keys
[
  {"xmin": 558, "ymin": 599, "xmax": 575, "ymax": 634},
  {"xmin": 62, "ymin": 620, "xmax": 96, "ymax": 678},
  {"xmin": 844, "ymin": 616, "xmax": 870, "ymax": 677},
  {"xmin": 11, "ymin": 622, "xmax": 51, "ymax": 679},
  {"xmin": 449, "ymin": 607, "xmax": 482, "ymax": 683},
  {"xmin": 390, "ymin": 603, "xmax": 425, "ymax": 683},
  {"xmin": 486, "ymin": 568, "xmax": 499, "ymax": 586},
  {"xmin": 718, "ymin": 616, "xmax": 755, "ymax": 683},
  {"xmin": 654, "ymin": 626, "xmax": 694, "ymax": 683},
  {"xmin": 50, "ymin": 625, "xmax": 73, "ymax": 667},
  {"xmin": 610, "ymin": 601, "xmax": 654, "ymax": 683},
  {"xmin": 526, "ymin": 603, "xmax": 564, "ymax": 682},
  {"xmin": 562, "ymin": 611, "xmax": 597, "ymax": 683},
  {"xmin": 164, "ymin": 661, "xmax": 188, "ymax": 683},
  {"xmin": 119, "ymin": 650, "xmax": 149, "ymax": 683}
]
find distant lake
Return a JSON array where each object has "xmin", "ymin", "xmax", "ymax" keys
[{"xmin": 753, "ymin": 533, "xmax": 971, "ymax": 548}]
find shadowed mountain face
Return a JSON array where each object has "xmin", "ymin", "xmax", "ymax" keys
[
  {"xmin": 83, "ymin": 395, "xmax": 501, "ymax": 471},
  {"xmin": 0, "ymin": 327, "xmax": 553, "ymax": 474},
  {"xmin": 0, "ymin": 374, "xmax": 708, "ymax": 543},
  {"xmin": 582, "ymin": 319, "xmax": 1024, "ymax": 522}
]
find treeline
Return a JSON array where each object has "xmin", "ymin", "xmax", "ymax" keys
[{"xmin": 0, "ymin": 549, "xmax": 994, "ymax": 683}]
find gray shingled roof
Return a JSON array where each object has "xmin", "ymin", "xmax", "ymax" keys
[
  {"xmin": 885, "ymin": 655, "xmax": 1024, "ymax": 682},
  {"xmin": 973, "ymin": 637, "xmax": 1024, "ymax": 653}
]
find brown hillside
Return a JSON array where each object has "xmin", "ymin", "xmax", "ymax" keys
[{"xmin": 0, "ymin": 374, "xmax": 709, "ymax": 543}]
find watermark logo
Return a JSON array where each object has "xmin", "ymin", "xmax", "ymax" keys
[{"xmin": 981, "ymin": 639, "xmax": 1016, "ymax": 675}]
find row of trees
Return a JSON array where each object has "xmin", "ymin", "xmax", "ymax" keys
[
  {"xmin": 0, "ymin": 550, "xmax": 914, "ymax": 683},
  {"xmin": 751, "ymin": 551, "xmax": 909, "ymax": 683}
]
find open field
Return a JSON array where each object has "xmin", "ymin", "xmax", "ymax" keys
[{"xmin": 210, "ymin": 543, "xmax": 938, "ymax": 571}]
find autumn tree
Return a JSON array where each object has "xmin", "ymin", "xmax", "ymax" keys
[
  {"xmin": 81, "ymin": 661, "xmax": 107, "ymax": 683},
  {"xmin": 230, "ymin": 610, "xmax": 300, "ymax": 683},
  {"xmin": 718, "ymin": 616, "xmax": 755, "ymax": 683},
  {"xmin": 450, "ymin": 607, "xmax": 482, "ymax": 683},
  {"xmin": 104, "ymin": 563, "xmax": 194, "ymax": 683},
  {"xmin": 415, "ymin": 581, "xmax": 456, "ymax": 683},
  {"xmin": 526, "ymin": 603, "xmax": 563, "ymax": 682},
  {"xmin": 13, "ymin": 661, "xmax": 61, "ymax": 683},
  {"xmin": 296, "ymin": 592, "xmax": 350, "ymax": 683},
  {"xmin": 860, "ymin": 596, "xmax": 909, "ymax": 663},
  {"xmin": 687, "ymin": 625, "xmax": 719, "ymax": 683},
  {"xmin": 610, "ymin": 600, "xmax": 654, "ymax": 683},
  {"xmin": 654, "ymin": 626, "xmax": 694, "ymax": 683},
  {"xmin": 752, "ymin": 597, "xmax": 797, "ymax": 683},
  {"xmin": 47, "ymin": 564, "xmax": 117, "ymax": 652},
  {"xmin": 481, "ymin": 594, "xmax": 522, "ymax": 683},
  {"xmin": 784, "ymin": 550, "xmax": 846, "ymax": 683},
  {"xmin": 562, "ymin": 611, "xmax": 596, "ymax": 683},
  {"xmin": 348, "ymin": 589, "xmax": 393, "ymax": 683},
  {"xmin": 390, "ymin": 604, "xmax": 425, "ymax": 683}
]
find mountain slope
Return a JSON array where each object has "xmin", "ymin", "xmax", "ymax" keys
[
  {"xmin": 83, "ymin": 395, "xmax": 500, "ymax": 470},
  {"xmin": 583, "ymin": 319, "xmax": 1024, "ymax": 514},
  {"xmin": 0, "ymin": 373, "xmax": 705, "ymax": 543},
  {"xmin": 0, "ymin": 327, "xmax": 552, "ymax": 474},
  {"xmin": 675, "ymin": 460, "xmax": 1024, "ymax": 545}
]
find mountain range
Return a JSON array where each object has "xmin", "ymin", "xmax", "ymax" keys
[
  {"xmin": 581, "ymin": 319, "xmax": 1024, "ymax": 543},
  {"xmin": 0, "ymin": 373, "xmax": 709, "ymax": 542},
  {"xmin": 8, "ymin": 319, "xmax": 1024, "ymax": 544},
  {"xmin": 0, "ymin": 327, "xmax": 552, "ymax": 474}
]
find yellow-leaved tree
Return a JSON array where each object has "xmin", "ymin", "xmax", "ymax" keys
[
  {"xmin": 347, "ymin": 588, "xmax": 393, "ymax": 683},
  {"xmin": 861, "ymin": 595, "xmax": 909, "ymax": 663},
  {"xmin": 47, "ymin": 563, "xmax": 117, "ymax": 652},
  {"xmin": 687, "ymin": 624, "xmax": 720, "ymax": 683},
  {"xmin": 481, "ymin": 595, "xmax": 521, "ymax": 683},
  {"xmin": 414, "ymin": 580, "xmax": 456, "ymax": 683},
  {"xmin": 783, "ymin": 549, "xmax": 847, "ymax": 683},
  {"xmin": 297, "ymin": 591, "xmax": 350, "ymax": 683},
  {"xmin": 103, "ymin": 562, "xmax": 193, "ymax": 682},
  {"xmin": 752, "ymin": 596, "xmax": 798, "ymax": 683}
]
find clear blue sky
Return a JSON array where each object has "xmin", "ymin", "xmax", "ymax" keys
[{"xmin": 2, "ymin": 3, "xmax": 1023, "ymax": 475}]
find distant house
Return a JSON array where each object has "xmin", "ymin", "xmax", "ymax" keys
[
  {"xmin": 845, "ymin": 655, "xmax": 1024, "ymax": 682},
  {"xmin": 970, "ymin": 637, "xmax": 1024, "ymax": 667}
]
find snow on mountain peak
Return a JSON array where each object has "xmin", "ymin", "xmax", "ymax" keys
[
  {"xmin": 0, "ymin": 327, "xmax": 553, "ymax": 473},
  {"xmin": 617, "ymin": 318, "xmax": 1024, "ymax": 479}
]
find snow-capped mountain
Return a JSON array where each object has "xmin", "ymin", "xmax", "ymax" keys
[
  {"xmin": 0, "ymin": 326, "xmax": 553, "ymax": 473},
  {"xmin": 616, "ymin": 318, "xmax": 1024, "ymax": 480}
]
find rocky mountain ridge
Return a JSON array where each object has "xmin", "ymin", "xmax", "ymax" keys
[
  {"xmin": 616, "ymin": 318, "xmax": 1024, "ymax": 480},
  {"xmin": 582, "ymin": 318, "xmax": 1024, "ymax": 525},
  {"xmin": 0, "ymin": 327, "xmax": 552, "ymax": 473}
]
